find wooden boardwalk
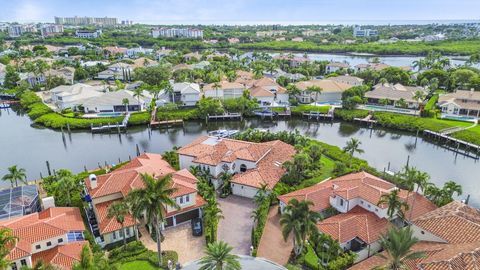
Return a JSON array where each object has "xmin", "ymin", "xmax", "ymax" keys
[
  {"xmin": 424, "ymin": 129, "xmax": 480, "ymax": 157},
  {"xmin": 354, "ymin": 114, "xmax": 378, "ymax": 125},
  {"xmin": 91, "ymin": 113, "xmax": 130, "ymax": 133},
  {"xmin": 206, "ymin": 112, "xmax": 242, "ymax": 122}
]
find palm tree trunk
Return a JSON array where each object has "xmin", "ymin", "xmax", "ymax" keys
[
  {"xmin": 154, "ymin": 216, "xmax": 163, "ymax": 267},
  {"xmin": 122, "ymin": 223, "xmax": 127, "ymax": 250}
]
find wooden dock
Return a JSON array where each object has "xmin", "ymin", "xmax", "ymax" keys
[
  {"xmin": 151, "ymin": 119, "xmax": 184, "ymax": 127},
  {"xmin": 423, "ymin": 129, "xmax": 480, "ymax": 157},
  {"xmin": 302, "ymin": 111, "xmax": 334, "ymax": 121},
  {"xmin": 206, "ymin": 112, "xmax": 242, "ymax": 122},
  {"xmin": 91, "ymin": 113, "xmax": 130, "ymax": 133},
  {"xmin": 354, "ymin": 114, "xmax": 378, "ymax": 125}
]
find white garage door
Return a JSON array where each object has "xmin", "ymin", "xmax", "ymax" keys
[{"xmin": 231, "ymin": 183, "xmax": 258, "ymax": 198}]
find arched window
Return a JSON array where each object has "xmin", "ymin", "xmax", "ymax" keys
[{"xmin": 240, "ymin": 164, "xmax": 247, "ymax": 172}]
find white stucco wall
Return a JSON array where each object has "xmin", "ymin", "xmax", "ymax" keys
[{"xmin": 231, "ymin": 183, "xmax": 259, "ymax": 198}]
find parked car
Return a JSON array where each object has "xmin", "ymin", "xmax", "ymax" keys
[{"xmin": 191, "ymin": 218, "xmax": 203, "ymax": 236}]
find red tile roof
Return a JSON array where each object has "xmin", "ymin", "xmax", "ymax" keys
[
  {"xmin": 230, "ymin": 140, "xmax": 296, "ymax": 189},
  {"xmin": 278, "ymin": 181, "xmax": 333, "ymax": 212},
  {"xmin": 413, "ymin": 201, "xmax": 480, "ymax": 244},
  {"xmin": 95, "ymin": 199, "xmax": 137, "ymax": 234},
  {"xmin": 32, "ymin": 241, "xmax": 87, "ymax": 270},
  {"xmin": 178, "ymin": 136, "xmax": 276, "ymax": 166},
  {"xmin": 349, "ymin": 241, "xmax": 480, "ymax": 270},
  {"xmin": 0, "ymin": 207, "xmax": 85, "ymax": 261},
  {"xmin": 166, "ymin": 195, "xmax": 207, "ymax": 218},
  {"xmin": 317, "ymin": 206, "xmax": 390, "ymax": 244}
]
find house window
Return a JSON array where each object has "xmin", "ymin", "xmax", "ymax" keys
[
  {"xmin": 179, "ymin": 196, "xmax": 184, "ymax": 204},
  {"xmin": 46, "ymin": 241, "xmax": 52, "ymax": 247},
  {"xmin": 339, "ymin": 199, "xmax": 344, "ymax": 206},
  {"xmin": 185, "ymin": 195, "xmax": 190, "ymax": 203},
  {"xmin": 58, "ymin": 238, "xmax": 63, "ymax": 243},
  {"xmin": 11, "ymin": 262, "xmax": 18, "ymax": 270},
  {"xmin": 67, "ymin": 231, "xmax": 84, "ymax": 242},
  {"xmin": 375, "ymin": 208, "xmax": 378, "ymax": 212},
  {"xmin": 20, "ymin": 260, "xmax": 27, "ymax": 266},
  {"xmin": 112, "ymin": 231, "xmax": 117, "ymax": 240},
  {"xmin": 36, "ymin": 244, "xmax": 41, "ymax": 250},
  {"xmin": 240, "ymin": 164, "xmax": 247, "ymax": 172},
  {"xmin": 360, "ymin": 200, "xmax": 364, "ymax": 204},
  {"xmin": 120, "ymin": 229, "xmax": 124, "ymax": 238},
  {"xmin": 421, "ymin": 231, "xmax": 425, "ymax": 235},
  {"xmin": 125, "ymin": 228, "xmax": 130, "ymax": 236}
]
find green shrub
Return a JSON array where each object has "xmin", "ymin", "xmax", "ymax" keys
[
  {"xmin": 34, "ymin": 113, "xmax": 124, "ymax": 129},
  {"xmin": 128, "ymin": 111, "xmax": 150, "ymax": 125},
  {"xmin": 251, "ymin": 197, "xmax": 271, "ymax": 249},
  {"xmin": 291, "ymin": 105, "xmax": 331, "ymax": 116},
  {"xmin": 19, "ymin": 90, "xmax": 42, "ymax": 108},
  {"xmin": 303, "ymin": 244, "xmax": 320, "ymax": 270},
  {"xmin": 28, "ymin": 103, "xmax": 53, "ymax": 119}
]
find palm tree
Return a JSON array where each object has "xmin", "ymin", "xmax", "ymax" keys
[
  {"xmin": 204, "ymin": 200, "xmax": 224, "ymax": 243},
  {"xmin": 212, "ymin": 81, "xmax": 221, "ymax": 99},
  {"xmin": 343, "ymin": 138, "xmax": 364, "ymax": 158},
  {"xmin": 2, "ymin": 165, "xmax": 27, "ymax": 187},
  {"xmin": 253, "ymin": 183, "xmax": 269, "ymax": 206},
  {"xmin": 0, "ymin": 228, "xmax": 17, "ymax": 269},
  {"xmin": 379, "ymin": 98, "xmax": 391, "ymax": 107},
  {"xmin": 163, "ymin": 81, "xmax": 175, "ymax": 103},
  {"xmin": 377, "ymin": 227, "xmax": 425, "ymax": 270},
  {"xmin": 401, "ymin": 167, "xmax": 430, "ymax": 221},
  {"xmin": 378, "ymin": 189, "xmax": 409, "ymax": 220},
  {"xmin": 72, "ymin": 245, "xmax": 94, "ymax": 270},
  {"xmin": 198, "ymin": 241, "xmax": 241, "ymax": 270},
  {"xmin": 127, "ymin": 174, "xmax": 179, "ymax": 267},
  {"xmin": 379, "ymin": 77, "xmax": 388, "ymax": 85},
  {"xmin": 413, "ymin": 91, "xmax": 426, "ymax": 114},
  {"xmin": 107, "ymin": 201, "xmax": 130, "ymax": 250},
  {"xmin": 306, "ymin": 85, "xmax": 322, "ymax": 103},
  {"xmin": 122, "ymin": 98, "xmax": 129, "ymax": 112},
  {"xmin": 132, "ymin": 88, "xmax": 144, "ymax": 108},
  {"xmin": 56, "ymin": 169, "xmax": 77, "ymax": 206},
  {"xmin": 280, "ymin": 199, "xmax": 321, "ymax": 257},
  {"xmin": 442, "ymin": 181, "xmax": 463, "ymax": 201}
]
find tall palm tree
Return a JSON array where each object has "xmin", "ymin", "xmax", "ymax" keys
[
  {"xmin": 204, "ymin": 200, "xmax": 224, "ymax": 243},
  {"xmin": 122, "ymin": 98, "xmax": 129, "ymax": 112},
  {"xmin": 132, "ymin": 88, "xmax": 144, "ymax": 108},
  {"xmin": 343, "ymin": 138, "xmax": 364, "ymax": 157},
  {"xmin": 2, "ymin": 165, "xmax": 27, "ymax": 187},
  {"xmin": 0, "ymin": 228, "xmax": 17, "ymax": 270},
  {"xmin": 378, "ymin": 189, "xmax": 409, "ymax": 220},
  {"xmin": 198, "ymin": 241, "xmax": 241, "ymax": 270},
  {"xmin": 163, "ymin": 81, "xmax": 175, "ymax": 103},
  {"xmin": 212, "ymin": 81, "xmax": 221, "ymax": 99},
  {"xmin": 377, "ymin": 227, "xmax": 426, "ymax": 270},
  {"xmin": 127, "ymin": 174, "xmax": 179, "ymax": 267},
  {"xmin": 442, "ymin": 181, "xmax": 463, "ymax": 201},
  {"xmin": 107, "ymin": 201, "xmax": 130, "ymax": 250},
  {"xmin": 412, "ymin": 91, "xmax": 426, "ymax": 114},
  {"xmin": 306, "ymin": 85, "xmax": 322, "ymax": 103},
  {"xmin": 280, "ymin": 199, "xmax": 321, "ymax": 257}
]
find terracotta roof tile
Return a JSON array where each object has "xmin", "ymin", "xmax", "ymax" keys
[
  {"xmin": 32, "ymin": 241, "xmax": 87, "ymax": 270},
  {"xmin": 278, "ymin": 181, "xmax": 333, "ymax": 212},
  {"xmin": 95, "ymin": 199, "xmax": 137, "ymax": 234}
]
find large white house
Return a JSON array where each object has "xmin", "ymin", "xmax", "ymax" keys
[
  {"xmin": 97, "ymin": 63, "xmax": 133, "ymax": 81},
  {"xmin": 248, "ymin": 77, "xmax": 289, "ymax": 106},
  {"xmin": 295, "ymin": 79, "xmax": 353, "ymax": 104},
  {"xmin": 0, "ymin": 207, "xmax": 87, "ymax": 270},
  {"xmin": 177, "ymin": 136, "xmax": 296, "ymax": 198},
  {"xmin": 438, "ymin": 89, "xmax": 480, "ymax": 118},
  {"xmin": 168, "ymin": 82, "xmax": 201, "ymax": 106},
  {"xmin": 49, "ymin": 83, "xmax": 104, "ymax": 110},
  {"xmin": 81, "ymin": 90, "xmax": 145, "ymax": 113},
  {"xmin": 203, "ymin": 81, "xmax": 246, "ymax": 100}
]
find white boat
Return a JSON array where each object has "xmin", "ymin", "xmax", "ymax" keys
[{"xmin": 208, "ymin": 129, "xmax": 239, "ymax": 138}]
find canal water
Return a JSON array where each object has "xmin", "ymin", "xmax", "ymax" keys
[{"xmin": 1, "ymin": 108, "xmax": 478, "ymax": 206}]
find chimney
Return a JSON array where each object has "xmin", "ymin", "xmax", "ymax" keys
[{"xmin": 89, "ymin": 174, "xmax": 97, "ymax": 189}]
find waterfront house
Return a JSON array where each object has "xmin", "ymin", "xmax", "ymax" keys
[
  {"xmin": 325, "ymin": 62, "xmax": 350, "ymax": 73},
  {"xmin": 83, "ymin": 153, "xmax": 206, "ymax": 247},
  {"xmin": 0, "ymin": 207, "xmax": 86, "ymax": 270},
  {"xmin": 349, "ymin": 201, "xmax": 480, "ymax": 269},
  {"xmin": 177, "ymin": 136, "xmax": 296, "ymax": 198},
  {"xmin": 155, "ymin": 82, "xmax": 201, "ymax": 106},
  {"xmin": 248, "ymin": 77, "xmax": 289, "ymax": 106},
  {"xmin": 279, "ymin": 172, "xmax": 436, "ymax": 263},
  {"xmin": 203, "ymin": 81, "xmax": 246, "ymax": 100},
  {"xmin": 97, "ymin": 62, "xmax": 133, "ymax": 81},
  {"xmin": 81, "ymin": 90, "xmax": 145, "ymax": 113},
  {"xmin": 438, "ymin": 89, "xmax": 480, "ymax": 118},
  {"xmin": 273, "ymin": 55, "xmax": 310, "ymax": 68},
  {"xmin": 49, "ymin": 83, "xmax": 104, "ymax": 110},
  {"xmin": 44, "ymin": 67, "xmax": 75, "ymax": 85},
  {"xmin": 294, "ymin": 79, "xmax": 353, "ymax": 104},
  {"xmin": 329, "ymin": 75, "xmax": 364, "ymax": 86},
  {"xmin": 364, "ymin": 83, "xmax": 427, "ymax": 109}
]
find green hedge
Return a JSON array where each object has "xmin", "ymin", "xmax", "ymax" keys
[
  {"xmin": 291, "ymin": 105, "xmax": 331, "ymax": 116},
  {"xmin": 251, "ymin": 197, "xmax": 271, "ymax": 249},
  {"xmin": 34, "ymin": 113, "xmax": 124, "ymax": 129},
  {"xmin": 28, "ymin": 103, "xmax": 53, "ymax": 119},
  {"xmin": 109, "ymin": 241, "xmax": 178, "ymax": 269}
]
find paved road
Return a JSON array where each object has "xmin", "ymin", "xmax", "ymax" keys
[
  {"xmin": 218, "ymin": 195, "xmax": 256, "ymax": 255},
  {"xmin": 257, "ymin": 206, "xmax": 293, "ymax": 265}
]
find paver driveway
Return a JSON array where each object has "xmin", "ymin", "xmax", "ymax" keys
[
  {"xmin": 139, "ymin": 222, "xmax": 205, "ymax": 264},
  {"xmin": 218, "ymin": 195, "xmax": 256, "ymax": 255}
]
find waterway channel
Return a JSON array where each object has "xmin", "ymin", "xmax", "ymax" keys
[{"xmin": 0, "ymin": 107, "xmax": 478, "ymax": 206}]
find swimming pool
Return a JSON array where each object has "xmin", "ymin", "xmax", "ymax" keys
[
  {"xmin": 364, "ymin": 105, "xmax": 414, "ymax": 114},
  {"xmin": 97, "ymin": 112, "xmax": 123, "ymax": 117},
  {"xmin": 441, "ymin": 114, "xmax": 477, "ymax": 123}
]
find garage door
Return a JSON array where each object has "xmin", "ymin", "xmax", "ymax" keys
[
  {"xmin": 231, "ymin": 183, "xmax": 258, "ymax": 198},
  {"xmin": 175, "ymin": 208, "xmax": 200, "ymax": 224}
]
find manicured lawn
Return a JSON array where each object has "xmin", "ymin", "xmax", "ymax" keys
[
  {"xmin": 451, "ymin": 124, "xmax": 480, "ymax": 146},
  {"xmin": 119, "ymin": 261, "xmax": 159, "ymax": 270},
  {"xmin": 291, "ymin": 105, "xmax": 331, "ymax": 115}
]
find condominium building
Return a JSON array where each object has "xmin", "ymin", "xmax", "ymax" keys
[
  {"xmin": 75, "ymin": 29, "xmax": 102, "ymax": 38},
  {"xmin": 8, "ymin": 25, "xmax": 23, "ymax": 38},
  {"xmin": 353, "ymin": 26, "xmax": 378, "ymax": 37},
  {"xmin": 151, "ymin": 28, "xmax": 203, "ymax": 39},
  {"xmin": 40, "ymin": 24, "xmax": 64, "ymax": 37},
  {"xmin": 54, "ymin": 16, "xmax": 117, "ymax": 26}
]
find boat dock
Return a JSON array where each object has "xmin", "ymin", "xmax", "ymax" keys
[
  {"xmin": 423, "ymin": 129, "xmax": 480, "ymax": 157},
  {"xmin": 354, "ymin": 114, "xmax": 378, "ymax": 125},
  {"xmin": 303, "ymin": 109, "xmax": 335, "ymax": 121},
  {"xmin": 150, "ymin": 106, "xmax": 184, "ymax": 128},
  {"xmin": 208, "ymin": 129, "xmax": 239, "ymax": 138},
  {"xmin": 90, "ymin": 113, "xmax": 130, "ymax": 133},
  {"xmin": 206, "ymin": 112, "xmax": 242, "ymax": 122}
]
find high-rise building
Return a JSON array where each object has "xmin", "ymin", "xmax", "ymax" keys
[
  {"xmin": 151, "ymin": 28, "xmax": 203, "ymax": 39},
  {"xmin": 54, "ymin": 16, "xmax": 117, "ymax": 26},
  {"xmin": 40, "ymin": 24, "xmax": 64, "ymax": 37}
]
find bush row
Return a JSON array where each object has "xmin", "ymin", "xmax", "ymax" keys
[
  {"xmin": 251, "ymin": 197, "xmax": 271, "ymax": 250},
  {"xmin": 291, "ymin": 105, "xmax": 331, "ymax": 116}
]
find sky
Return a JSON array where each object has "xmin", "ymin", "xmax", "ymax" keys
[{"xmin": 0, "ymin": 0, "xmax": 479, "ymax": 25}]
